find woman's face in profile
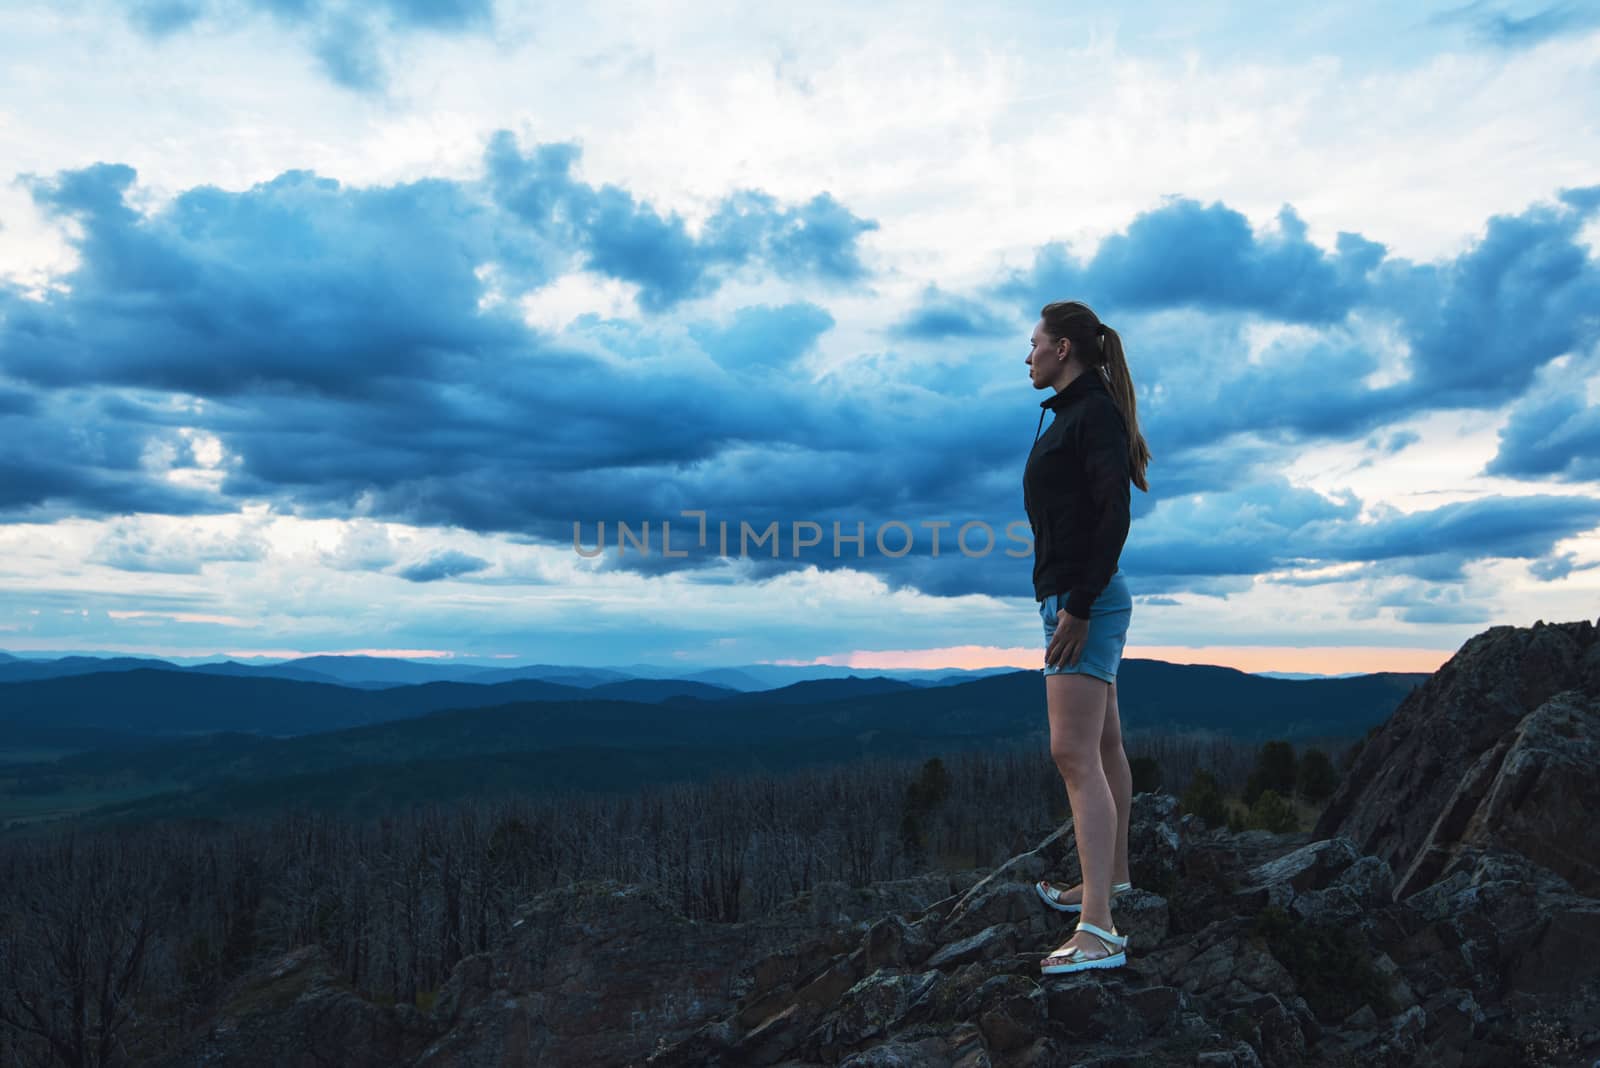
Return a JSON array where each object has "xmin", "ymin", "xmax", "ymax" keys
[{"xmin": 1026, "ymin": 318, "xmax": 1065, "ymax": 387}]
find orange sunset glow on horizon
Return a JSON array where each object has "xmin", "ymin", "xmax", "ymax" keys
[{"xmin": 788, "ymin": 644, "xmax": 1455, "ymax": 676}]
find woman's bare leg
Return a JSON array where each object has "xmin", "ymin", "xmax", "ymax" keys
[
  {"xmin": 1102, "ymin": 679, "xmax": 1133, "ymax": 886},
  {"xmin": 1045, "ymin": 673, "xmax": 1117, "ymax": 955},
  {"xmin": 1045, "ymin": 679, "xmax": 1132, "ymax": 905}
]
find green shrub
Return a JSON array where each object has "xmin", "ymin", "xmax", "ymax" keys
[{"xmin": 1245, "ymin": 788, "xmax": 1299, "ymax": 832}]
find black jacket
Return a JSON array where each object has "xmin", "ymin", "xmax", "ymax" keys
[{"xmin": 1023, "ymin": 369, "xmax": 1132, "ymax": 616}]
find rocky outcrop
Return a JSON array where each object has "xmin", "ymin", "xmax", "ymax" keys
[
  {"xmin": 643, "ymin": 789, "xmax": 1600, "ymax": 1067},
  {"xmin": 412, "ymin": 872, "xmax": 974, "ymax": 1066},
  {"xmin": 154, "ymin": 797, "xmax": 1600, "ymax": 1067},
  {"xmin": 1313, "ymin": 617, "xmax": 1600, "ymax": 897},
  {"xmin": 149, "ymin": 942, "xmax": 441, "ymax": 1067},
  {"xmin": 150, "ymin": 617, "xmax": 1600, "ymax": 1066}
]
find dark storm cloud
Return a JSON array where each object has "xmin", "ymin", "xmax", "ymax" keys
[
  {"xmin": 396, "ymin": 550, "xmax": 492, "ymax": 582},
  {"xmin": 484, "ymin": 134, "xmax": 877, "ymax": 311},
  {"xmin": 0, "ymin": 386, "xmax": 223, "ymax": 518},
  {"xmin": 995, "ymin": 200, "xmax": 1385, "ymax": 324},
  {"xmin": 0, "ymin": 139, "xmax": 874, "ymax": 527},
  {"xmin": 987, "ymin": 184, "xmax": 1600, "ymax": 455},
  {"xmin": 1484, "ymin": 349, "xmax": 1600, "ymax": 483},
  {"xmin": 3, "ymin": 147, "xmax": 1597, "ymax": 603},
  {"xmin": 1528, "ymin": 551, "xmax": 1600, "ymax": 582}
]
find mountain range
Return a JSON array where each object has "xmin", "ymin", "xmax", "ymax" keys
[{"xmin": 0, "ymin": 655, "xmax": 1426, "ymax": 836}]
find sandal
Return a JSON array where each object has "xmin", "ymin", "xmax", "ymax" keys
[
  {"xmin": 1035, "ymin": 878, "xmax": 1133, "ymax": 913},
  {"xmin": 1040, "ymin": 920, "xmax": 1128, "ymax": 975}
]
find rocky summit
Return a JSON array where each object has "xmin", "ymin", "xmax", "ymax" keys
[{"xmin": 153, "ymin": 617, "xmax": 1600, "ymax": 1067}]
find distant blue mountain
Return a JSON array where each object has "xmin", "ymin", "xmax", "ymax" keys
[
  {"xmin": 0, "ymin": 654, "xmax": 635, "ymax": 690},
  {"xmin": 0, "ymin": 658, "xmax": 1431, "ymax": 835},
  {"xmin": 456, "ymin": 664, "xmax": 636, "ymax": 687},
  {"xmin": 1252, "ymin": 670, "xmax": 1368, "ymax": 680},
  {"xmin": 267, "ymin": 655, "xmax": 495, "ymax": 685},
  {"xmin": 727, "ymin": 675, "xmax": 920, "ymax": 704}
]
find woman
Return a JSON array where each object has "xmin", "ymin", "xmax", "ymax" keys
[{"xmin": 1021, "ymin": 300, "xmax": 1152, "ymax": 975}]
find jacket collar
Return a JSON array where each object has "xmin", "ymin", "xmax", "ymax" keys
[{"xmin": 1039, "ymin": 367, "xmax": 1108, "ymax": 411}]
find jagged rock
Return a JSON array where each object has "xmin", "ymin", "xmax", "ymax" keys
[
  {"xmin": 1315, "ymin": 618, "xmax": 1599, "ymax": 895},
  {"xmin": 925, "ymin": 923, "xmax": 1016, "ymax": 968},
  {"xmin": 956, "ymin": 973, "xmax": 1043, "ymax": 1052},
  {"xmin": 1230, "ymin": 837, "xmax": 1400, "ymax": 933},
  {"xmin": 1398, "ymin": 845, "xmax": 1599, "ymax": 1008},
  {"xmin": 1288, "ymin": 854, "xmax": 1397, "ymax": 926},
  {"xmin": 429, "ymin": 951, "xmax": 493, "ymax": 1026},
  {"xmin": 1419, "ymin": 987, "xmax": 1486, "ymax": 1063},
  {"xmin": 421, "ymin": 878, "xmax": 843, "ymax": 1067},
  {"xmin": 937, "ymin": 881, "xmax": 1045, "ymax": 942},
  {"xmin": 1044, "ymin": 974, "xmax": 1147, "ymax": 1041},
  {"xmin": 1179, "ymin": 929, "xmax": 1296, "ymax": 999},
  {"xmin": 1220, "ymin": 992, "xmax": 1307, "ymax": 1065},
  {"xmin": 835, "ymin": 1034, "xmax": 965, "ymax": 1067},
  {"xmin": 1510, "ymin": 901, "xmax": 1600, "ymax": 999},
  {"xmin": 151, "ymin": 943, "xmax": 441, "ymax": 1068},
  {"xmin": 857, "ymin": 913, "xmax": 934, "ymax": 971},
  {"xmin": 1241, "ymin": 836, "xmax": 1360, "ymax": 895},
  {"xmin": 1124, "ymin": 983, "xmax": 1190, "ymax": 1032},
  {"xmin": 1128, "ymin": 792, "xmax": 1185, "ymax": 894},
  {"xmin": 806, "ymin": 969, "xmax": 942, "ymax": 1062},
  {"xmin": 1195, "ymin": 1040, "xmax": 1264, "ymax": 1067},
  {"xmin": 904, "ymin": 956, "xmax": 1036, "ymax": 1027},
  {"xmin": 773, "ymin": 872, "xmax": 976, "ymax": 929},
  {"xmin": 1402, "ymin": 690, "xmax": 1600, "ymax": 897}
]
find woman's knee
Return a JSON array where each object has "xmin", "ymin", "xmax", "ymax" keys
[{"xmin": 1050, "ymin": 744, "xmax": 1102, "ymax": 781}]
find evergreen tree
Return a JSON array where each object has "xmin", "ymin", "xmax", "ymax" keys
[
  {"xmin": 906, "ymin": 757, "xmax": 951, "ymax": 813},
  {"xmin": 899, "ymin": 808, "xmax": 925, "ymax": 862},
  {"xmin": 1296, "ymin": 748, "xmax": 1338, "ymax": 803},
  {"xmin": 900, "ymin": 757, "xmax": 950, "ymax": 864},
  {"xmin": 1179, "ymin": 768, "xmax": 1227, "ymax": 829},
  {"xmin": 1244, "ymin": 740, "xmax": 1298, "ymax": 805}
]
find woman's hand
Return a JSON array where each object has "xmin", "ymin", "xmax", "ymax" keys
[{"xmin": 1046, "ymin": 610, "xmax": 1090, "ymax": 669}]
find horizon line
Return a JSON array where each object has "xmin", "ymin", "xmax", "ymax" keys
[{"xmin": 0, "ymin": 642, "xmax": 1455, "ymax": 676}]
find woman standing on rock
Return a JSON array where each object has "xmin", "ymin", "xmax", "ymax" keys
[{"xmin": 1021, "ymin": 300, "xmax": 1152, "ymax": 974}]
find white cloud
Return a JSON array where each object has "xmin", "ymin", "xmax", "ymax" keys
[{"xmin": 2, "ymin": 2, "xmax": 1597, "ymax": 665}]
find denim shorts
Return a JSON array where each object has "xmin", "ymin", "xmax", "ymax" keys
[{"xmin": 1039, "ymin": 569, "xmax": 1132, "ymax": 684}]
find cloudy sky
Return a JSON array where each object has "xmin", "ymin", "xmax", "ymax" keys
[{"xmin": 1, "ymin": 0, "xmax": 1597, "ymax": 675}]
